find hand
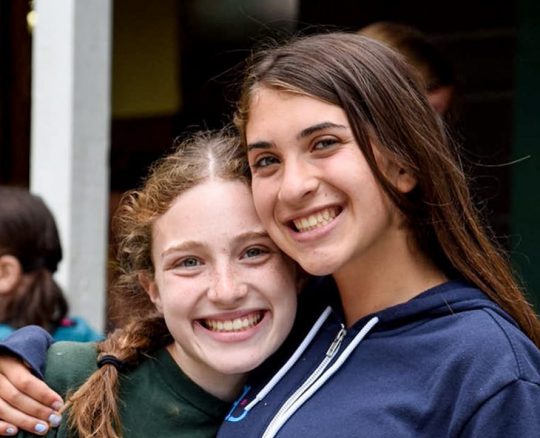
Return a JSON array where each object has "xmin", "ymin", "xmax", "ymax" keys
[{"xmin": 0, "ymin": 355, "xmax": 63, "ymax": 436}]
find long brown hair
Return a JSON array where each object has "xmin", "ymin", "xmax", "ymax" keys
[
  {"xmin": 235, "ymin": 32, "xmax": 540, "ymax": 346},
  {"xmin": 64, "ymin": 130, "xmax": 249, "ymax": 437},
  {"xmin": 0, "ymin": 187, "xmax": 67, "ymax": 332}
]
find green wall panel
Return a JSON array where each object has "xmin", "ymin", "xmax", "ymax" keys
[{"xmin": 513, "ymin": 0, "xmax": 540, "ymax": 310}]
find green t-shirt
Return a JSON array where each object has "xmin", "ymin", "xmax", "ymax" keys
[{"xmin": 19, "ymin": 342, "xmax": 231, "ymax": 437}]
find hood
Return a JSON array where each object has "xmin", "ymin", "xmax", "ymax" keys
[
  {"xmin": 351, "ymin": 280, "xmax": 517, "ymax": 334},
  {"xmin": 305, "ymin": 277, "xmax": 516, "ymax": 334}
]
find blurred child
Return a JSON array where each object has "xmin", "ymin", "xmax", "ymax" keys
[{"xmin": 0, "ymin": 187, "xmax": 101, "ymax": 341}]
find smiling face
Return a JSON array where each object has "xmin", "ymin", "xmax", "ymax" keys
[
  {"xmin": 144, "ymin": 178, "xmax": 297, "ymax": 400},
  {"xmin": 245, "ymin": 87, "xmax": 413, "ymax": 278}
]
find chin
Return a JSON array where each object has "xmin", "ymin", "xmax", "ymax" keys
[
  {"xmin": 296, "ymin": 255, "xmax": 338, "ymax": 277},
  {"xmin": 216, "ymin": 356, "xmax": 265, "ymax": 375}
]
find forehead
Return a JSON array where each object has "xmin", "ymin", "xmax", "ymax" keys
[
  {"xmin": 249, "ymin": 86, "xmax": 335, "ymax": 111},
  {"xmin": 152, "ymin": 179, "xmax": 262, "ymax": 247},
  {"xmin": 246, "ymin": 87, "xmax": 348, "ymax": 138}
]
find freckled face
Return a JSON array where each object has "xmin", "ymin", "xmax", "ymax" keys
[
  {"xmin": 245, "ymin": 87, "xmax": 402, "ymax": 277},
  {"xmin": 146, "ymin": 179, "xmax": 297, "ymax": 396}
]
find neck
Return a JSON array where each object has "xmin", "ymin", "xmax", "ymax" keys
[
  {"xmin": 166, "ymin": 343, "xmax": 246, "ymax": 402},
  {"xmin": 333, "ymin": 229, "xmax": 446, "ymax": 327}
]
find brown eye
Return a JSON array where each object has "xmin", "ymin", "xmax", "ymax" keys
[
  {"xmin": 252, "ymin": 155, "xmax": 279, "ymax": 169},
  {"xmin": 313, "ymin": 138, "xmax": 338, "ymax": 150}
]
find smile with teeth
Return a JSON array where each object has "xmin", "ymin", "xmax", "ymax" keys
[
  {"xmin": 292, "ymin": 207, "xmax": 339, "ymax": 232},
  {"xmin": 201, "ymin": 311, "xmax": 264, "ymax": 333}
]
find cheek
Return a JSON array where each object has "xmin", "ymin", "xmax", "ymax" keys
[
  {"xmin": 159, "ymin": 279, "xmax": 196, "ymax": 317},
  {"xmin": 252, "ymin": 182, "xmax": 274, "ymax": 225},
  {"xmin": 160, "ymin": 296, "xmax": 187, "ymax": 324},
  {"xmin": 352, "ymin": 181, "xmax": 390, "ymax": 220},
  {"xmin": 251, "ymin": 178, "xmax": 264, "ymax": 202},
  {"xmin": 274, "ymin": 287, "xmax": 297, "ymax": 341},
  {"xmin": 269, "ymin": 262, "xmax": 298, "ymax": 312}
]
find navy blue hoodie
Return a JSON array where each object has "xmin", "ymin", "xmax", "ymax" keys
[
  {"xmin": 0, "ymin": 326, "xmax": 53, "ymax": 378},
  {"xmin": 218, "ymin": 281, "xmax": 540, "ymax": 437}
]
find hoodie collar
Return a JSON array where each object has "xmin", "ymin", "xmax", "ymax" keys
[{"xmin": 320, "ymin": 279, "xmax": 515, "ymax": 334}]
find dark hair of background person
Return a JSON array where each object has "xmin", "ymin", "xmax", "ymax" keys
[{"xmin": 0, "ymin": 186, "xmax": 67, "ymax": 331}]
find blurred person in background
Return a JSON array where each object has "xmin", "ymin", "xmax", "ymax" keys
[
  {"xmin": 0, "ymin": 187, "xmax": 101, "ymax": 342},
  {"xmin": 359, "ymin": 21, "xmax": 456, "ymax": 117}
]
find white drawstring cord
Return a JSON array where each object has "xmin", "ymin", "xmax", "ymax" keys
[
  {"xmin": 245, "ymin": 306, "xmax": 332, "ymax": 412},
  {"xmin": 262, "ymin": 316, "xmax": 379, "ymax": 438}
]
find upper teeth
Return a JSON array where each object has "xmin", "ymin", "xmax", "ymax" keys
[
  {"xmin": 293, "ymin": 208, "xmax": 338, "ymax": 232},
  {"xmin": 203, "ymin": 312, "xmax": 263, "ymax": 332}
]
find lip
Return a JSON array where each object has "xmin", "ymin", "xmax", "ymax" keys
[
  {"xmin": 281, "ymin": 204, "xmax": 342, "ymax": 225},
  {"xmin": 198, "ymin": 309, "xmax": 263, "ymax": 321},
  {"xmin": 282, "ymin": 205, "xmax": 343, "ymax": 242},
  {"xmin": 194, "ymin": 309, "xmax": 270, "ymax": 343}
]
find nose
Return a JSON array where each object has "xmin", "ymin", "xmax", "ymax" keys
[
  {"xmin": 207, "ymin": 264, "xmax": 248, "ymax": 306},
  {"xmin": 277, "ymin": 157, "xmax": 319, "ymax": 205}
]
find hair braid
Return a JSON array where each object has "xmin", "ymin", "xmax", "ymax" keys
[{"xmin": 64, "ymin": 316, "xmax": 171, "ymax": 438}]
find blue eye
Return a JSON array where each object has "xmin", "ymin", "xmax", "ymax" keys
[
  {"xmin": 243, "ymin": 247, "xmax": 267, "ymax": 259},
  {"xmin": 178, "ymin": 257, "xmax": 201, "ymax": 268}
]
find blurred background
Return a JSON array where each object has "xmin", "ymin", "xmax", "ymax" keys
[{"xmin": 1, "ymin": 0, "xmax": 538, "ymax": 328}]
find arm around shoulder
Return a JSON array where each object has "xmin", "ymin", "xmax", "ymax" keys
[
  {"xmin": 10, "ymin": 343, "xmax": 98, "ymax": 437},
  {"xmin": 0, "ymin": 326, "xmax": 53, "ymax": 378},
  {"xmin": 43, "ymin": 342, "xmax": 99, "ymax": 399}
]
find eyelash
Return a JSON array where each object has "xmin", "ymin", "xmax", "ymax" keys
[
  {"xmin": 176, "ymin": 257, "xmax": 202, "ymax": 269},
  {"xmin": 242, "ymin": 246, "xmax": 268, "ymax": 259},
  {"xmin": 168, "ymin": 246, "xmax": 269, "ymax": 271},
  {"xmin": 313, "ymin": 137, "xmax": 339, "ymax": 150},
  {"xmin": 250, "ymin": 137, "xmax": 339, "ymax": 170},
  {"xmin": 251, "ymin": 155, "xmax": 279, "ymax": 169}
]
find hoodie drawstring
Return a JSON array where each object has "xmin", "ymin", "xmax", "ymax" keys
[{"xmin": 262, "ymin": 316, "xmax": 379, "ymax": 438}]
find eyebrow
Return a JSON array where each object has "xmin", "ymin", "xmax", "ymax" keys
[
  {"xmin": 159, "ymin": 231, "xmax": 271, "ymax": 259},
  {"xmin": 247, "ymin": 121, "xmax": 348, "ymax": 152},
  {"xmin": 161, "ymin": 241, "xmax": 203, "ymax": 259},
  {"xmin": 235, "ymin": 230, "xmax": 271, "ymax": 243},
  {"xmin": 297, "ymin": 122, "xmax": 347, "ymax": 140},
  {"xmin": 247, "ymin": 140, "xmax": 272, "ymax": 152}
]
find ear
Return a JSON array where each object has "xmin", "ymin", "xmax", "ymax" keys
[
  {"xmin": 371, "ymin": 141, "xmax": 417, "ymax": 194},
  {"xmin": 395, "ymin": 166, "xmax": 417, "ymax": 194},
  {"xmin": 138, "ymin": 272, "xmax": 163, "ymax": 313},
  {"xmin": 0, "ymin": 255, "xmax": 22, "ymax": 295}
]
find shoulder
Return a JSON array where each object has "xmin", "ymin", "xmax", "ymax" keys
[
  {"xmin": 432, "ymin": 304, "xmax": 540, "ymax": 400},
  {"xmin": 474, "ymin": 307, "xmax": 540, "ymax": 381},
  {"xmin": 52, "ymin": 317, "xmax": 103, "ymax": 342},
  {"xmin": 460, "ymin": 356, "xmax": 540, "ymax": 435},
  {"xmin": 45, "ymin": 342, "xmax": 99, "ymax": 397},
  {"xmin": 411, "ymin": 282, "xmax": 540, "ymax": 383}
]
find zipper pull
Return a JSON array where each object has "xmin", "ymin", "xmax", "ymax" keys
[{"xmin": 326, "ymin": 325, "xmax": 346, "ymax": 357}]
